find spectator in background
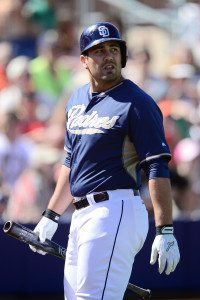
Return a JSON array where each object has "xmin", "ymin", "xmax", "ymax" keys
[
  {"xmin": 22, "ymin": 0, "xmax": 57, "ymax": 32},
  {"xmin": 123, "ymin": 47, "xmax": 168, "ymax": 102},
  {"xmin": 167, "ymin": 42, "xmax": 200, "ymax": 79},
  {"xmin": 188, "ymin": 79, "xmax": 200, "ymax": 142},
  {"xmin": 0, "ymin": 112, "xmax": 34, "ymax": 189},
  {"xmin": 158, "ymin": 60, "xmax": 199, "ymax": 157},
  {"xmin": 3, "ymin": 144, "xmax": 66, "ymax": 223},
  {"xmin": 169, "ymin": 168, "xmax": 191, "ymax": 220},
  {"xmin": 0, "ymin": 0, "xmax": 33, "ymax": 40},
  {"xmin": 139, "ymin": 167, "xmax": 192, "ymax": 221},
  {"xmin": 17, "ymin": 91, "xmax": 46, "ymax": 136},
  {"xmin": 0, "ymin": 0, "xmax": 39, "ymax": 58},
  {"xmin": 0, "ymin": 55, "xmax": 32, "ymax": 114},
  {"xmin": 173, "ymin": 138, "xmax": 200, "ymax": 218},
  {"xmin": 55, "ymin": 9, "xmax": 77, "ymax": 55},
  {"xmin": 0, "ymin": 41, "xmax": 13, "ymax": 91},
  {"xmin": 166, "ymin": 63, "xmax": 197, "ymax": 106},
  {"xmin": 28, "ymin": 29, "xmax": 72, "ymax": 114}
]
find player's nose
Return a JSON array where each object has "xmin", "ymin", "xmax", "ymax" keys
[{"xmin": 103, "ymin": 50, "xmax": 114, "ymax": 62}]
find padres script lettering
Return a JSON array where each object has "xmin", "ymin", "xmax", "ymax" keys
[{"xmin": 67, "ymin": 105, "xmax": 119, "ymax": 134}]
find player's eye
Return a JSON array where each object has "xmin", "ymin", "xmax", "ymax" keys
[
  {"xmin": 94, "ymin": 48, "xmax": 103, "ymax": 54},
  {"xmin": 110, "ymin": 46, "xmax": 119, "ymax": 53}
]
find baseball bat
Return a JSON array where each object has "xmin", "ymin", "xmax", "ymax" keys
[
  {"xmin": 3, "ymin": 221, "xmax": 152, "ymax": 299},
  {"xmin": 3, "ymin": 220, "xmax": 66, "ymax": 259}
]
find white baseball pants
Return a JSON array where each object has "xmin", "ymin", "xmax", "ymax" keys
[{"xmin": 64, "ymin": 189, "xmax": 148, "ymax": 300}]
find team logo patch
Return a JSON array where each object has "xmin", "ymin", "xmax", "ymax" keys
[{"xmin": 98, "ymin": 26, "xmax": 110, "ymax": 37}]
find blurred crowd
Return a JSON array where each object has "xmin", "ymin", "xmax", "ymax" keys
[{"xmin": 0, "ymin": 0, "xmax": 200, "ymax": 223}]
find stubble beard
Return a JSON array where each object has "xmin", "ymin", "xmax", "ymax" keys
[
  {"xmin": 101, "ymin": 68, "xmax": 121, "ymax": 82},
  {"xmin": 89, "ymin": 64, "xmax": 122, "ymax": 91}
]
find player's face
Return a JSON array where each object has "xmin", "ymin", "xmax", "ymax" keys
[{"xmin": 81, "ymin": 41, "xmax": 123, "ymax": 91}]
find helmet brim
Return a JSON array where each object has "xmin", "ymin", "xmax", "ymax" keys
[{"xmin": 81, "ymin": 38, "xmax": 126, "ymax": 54}]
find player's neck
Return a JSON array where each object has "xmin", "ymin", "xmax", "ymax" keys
[{"xmin": 90, "ymin": 75, "xmax": 124, "ymax": 92}]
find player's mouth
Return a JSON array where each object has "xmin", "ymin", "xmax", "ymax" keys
[{"xmin": 103, "ymin": 63, "xmax": 115, "ymax": 72}]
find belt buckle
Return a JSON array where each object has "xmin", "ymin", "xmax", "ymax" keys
[{"xmin": 73, "ymin": 196, "xmax": 89, "ymax": 209}]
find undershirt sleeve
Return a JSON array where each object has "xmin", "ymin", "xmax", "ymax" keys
[{"xmin": 141, "ymin": 158, "xmax": 170, "ymax": 180}]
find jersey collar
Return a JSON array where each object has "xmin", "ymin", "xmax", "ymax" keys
[{"xmin": 89, "ymin": 80, "xmax": 125, "ymax": 98}]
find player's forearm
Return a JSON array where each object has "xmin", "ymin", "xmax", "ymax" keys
[
  {"xmin": 47, "ymin": 164, "xmax": 73, "ymax": 215},
  {"xmin": 148, "ymin": 177, "xmax": 173, "ymax": 226}
]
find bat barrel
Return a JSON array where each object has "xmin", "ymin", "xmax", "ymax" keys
[{"xmin": 3, "ymin": 220, "xmax": 67, "ymax": 260}]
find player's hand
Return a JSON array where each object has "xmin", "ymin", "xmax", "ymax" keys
[
  {"xmin": 29, "ymin": 216, "xmax": 58, "ymax": 255},
  {"xmin": 150, "ymin": 234, "xmax": 180, "ymax": 275}
]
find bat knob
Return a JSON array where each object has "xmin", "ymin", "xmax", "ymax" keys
[
  {"xmin": 3, "ymin": 221, "xmax": 13, "ymax": 233},
  {"xmin": 143, "ymin": 289, "xmax": 152, "ymax": 299}
]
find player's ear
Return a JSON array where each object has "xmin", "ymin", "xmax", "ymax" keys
[{"xmin": 80, "ymin": 55, "xmax": 88, "ymax": 69}]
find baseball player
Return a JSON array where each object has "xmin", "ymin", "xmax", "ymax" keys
[{"xmin": 30, "ymin": 22, "xmax": 180, "ymax": 300}]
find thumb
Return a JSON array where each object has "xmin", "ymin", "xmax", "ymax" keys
[
  {"xmin": 150, "ymin": 246, "xmax": 158, "ymax": 265},
  {"xmin": 39, "ymin": 228, "xmax": 47, "ymax": 243}
]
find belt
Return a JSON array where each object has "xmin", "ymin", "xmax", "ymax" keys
[{"xmin": 73, "ymin": 189, "xmax": 139, "ymax": 210}]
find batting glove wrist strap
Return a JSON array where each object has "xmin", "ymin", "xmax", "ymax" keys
[
  {"xmin": 156, "ymin": 225, "xmax": 173, "ymax": 235},
  {"xmin": 42, "ymin": 209, "xmax": 60, "ymax": 223}
]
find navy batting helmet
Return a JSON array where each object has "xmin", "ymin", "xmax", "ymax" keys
[{"xmin": 80, "ymin": 22, "xmax": 127, "ymax": 68}]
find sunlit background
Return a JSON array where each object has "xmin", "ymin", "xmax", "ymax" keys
[{"xmin": 1, "ymin": 1, "xmax": 200, "ymax": 299}]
